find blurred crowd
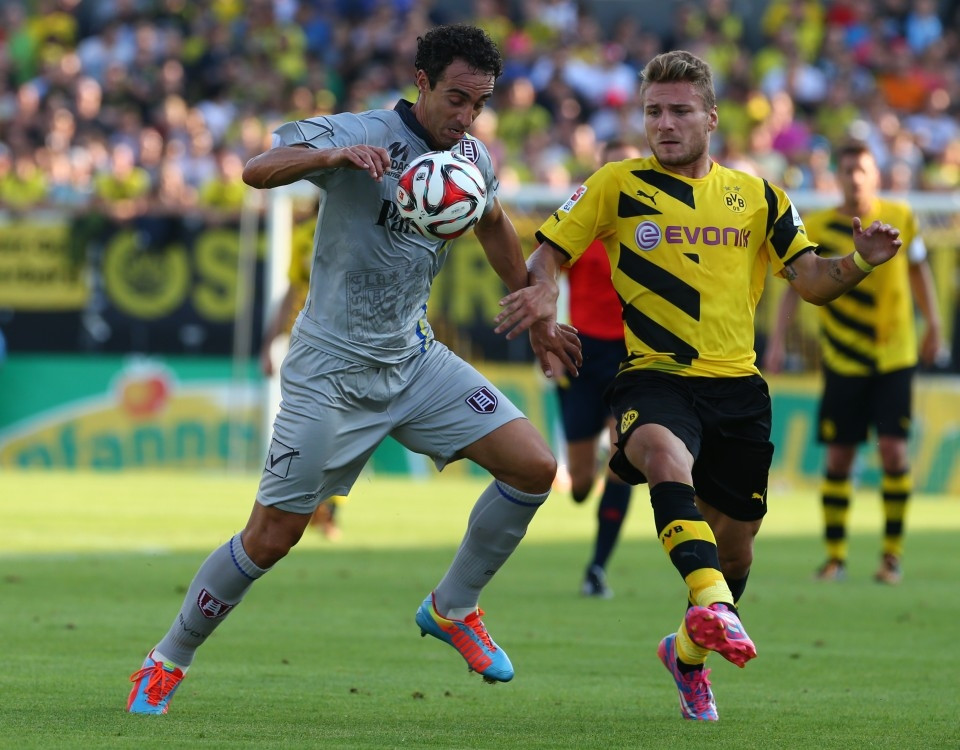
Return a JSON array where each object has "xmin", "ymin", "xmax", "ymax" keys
[{"xmin": 1, "ymin": 0, "xmax": 960, "ymax": 216}]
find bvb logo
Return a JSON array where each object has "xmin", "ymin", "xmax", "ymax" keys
[
  {"xmin": 620, "ymin": 409, "xmax": 639, "ymax": 434},
  {"xmin": 723, "ymin": 187, "xmax": 746, "ymax": 214},
  {"xmin": 103, "ymin": 232, "xmax": 191, "ymax": 319},
  {"xmin": 821, "ymin": 418, "xmax": 837, "ymax": 442}
]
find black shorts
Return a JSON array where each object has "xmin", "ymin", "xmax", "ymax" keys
[
  {"xmin": 556, "ymin": 334, "xmax": 626, "ymax": 442},
  {"xmin": 818, "ymin": 365, "xmax": 914, "ymax": 444},
  {"xmin": 606, "ymin": 371, "xmax": 774, "ymax": 522}
]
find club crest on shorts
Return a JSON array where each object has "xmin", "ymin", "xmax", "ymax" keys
[
  {"xmin": 466, "ymin": 386, "xmax": 498, "ymax": 413},
  {"xmin": 197, "ymin": 589, "xmax": 234, "ymax": 619},
  {"xmin": 620, "ymin": 409, "xmax": 639, "ymax": 433}
]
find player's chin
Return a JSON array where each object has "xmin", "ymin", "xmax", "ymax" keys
[
  {"xmin": 653, "ymin": 147, "xmax": 689, "ymax": 166},
  {"xmin": 438, "ymin": 129, "xmax": 465, "ymax": 147}
]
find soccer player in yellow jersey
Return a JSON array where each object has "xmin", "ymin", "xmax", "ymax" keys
[
  {"xmin": 495, "ymin": 50, "xmax": 904, "ymax": 722},
  {"xmin": 764, "ymin": 140, "xmax": 943, "ymax": 585}
]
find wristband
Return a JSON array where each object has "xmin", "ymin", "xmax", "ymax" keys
[{"xmin": 852, "ymin": 250, "xmax": 875, "ymax": 273}]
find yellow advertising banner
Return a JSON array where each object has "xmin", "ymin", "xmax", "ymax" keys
[{"xmin": 0, "ymin": 219, "xmax": 89, "ymax": 309}]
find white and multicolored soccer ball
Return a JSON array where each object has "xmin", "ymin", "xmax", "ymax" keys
[{"xmin": 395, "ymin": 150, "xmax": 486, "ymax": 240}]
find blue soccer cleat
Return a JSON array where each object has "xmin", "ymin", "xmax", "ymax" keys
[
  {"xmin": 658, "ymin": 633, "xmax": 718, "ymax": 721},
  {"xmin": 127, "ymin": 650, "xmax": 185, "ymax": 714},
  {"xmin": 416, "ymin": 593, "xmax": 514, "ymax": 683}
]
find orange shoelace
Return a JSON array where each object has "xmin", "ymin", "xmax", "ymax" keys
[
  {"xmin": 130, "ymin": 663, "xmax": 183, "ymax": 705},
  {"xmin": 462, "ymin": 609, "xmax": 496, "ymax": 652}
]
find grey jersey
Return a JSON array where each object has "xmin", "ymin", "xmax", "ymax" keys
[{"xmin": 273, "ymin": 100, "xmax": 499, "ymax": 366}]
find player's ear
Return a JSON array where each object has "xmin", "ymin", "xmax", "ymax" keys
[{"xmin": 414, "ymin": 69, "xmax": 430, "ymax": 95}]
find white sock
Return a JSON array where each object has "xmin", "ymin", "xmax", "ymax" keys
[
  {"xmin": 442, "ymin": 606, "xmax": 477, "ymax": 621},
  {"xmin": 151, "ymin": 649, "xmax": 189, "ymax": 673}
]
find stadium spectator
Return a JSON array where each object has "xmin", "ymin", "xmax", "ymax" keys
[
  {"xmin": 3, "ymin": 0, "xmax": 959, "ymax": 211},
  {"xmin": 92, "ymin": 141, "xmax": 150, "ymax": 219},
  {"xmin": 550, "ymin": 138, "xmax": 642, "ymax": 599},
  {"xmin": 524, "ymin": 49, "xmax": 904, "ymax": 722},
  {"xmin": 763, "ymin": 140, "xmax": 943, "ymax": 585},
  {"xmin": 127, "ymin": 23, "xmax": 581, "ymax": 715},
  {"xmin": 0, "ymin": 149, "xmax": 48, "ymax": 211}
]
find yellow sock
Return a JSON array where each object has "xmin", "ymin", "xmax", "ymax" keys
[
  {"xmin": 675, "ymin": 619, "xmax": 709, "ymax": 665},
  {"xmin": 881, "ymin": 472, "xmax": 910, "ymax": 557},
  {"xmin": 822, "ymin": 474, "xmax": 852, "ymax": 561}
]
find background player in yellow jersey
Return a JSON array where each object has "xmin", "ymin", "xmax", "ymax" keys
[
  {"xmin": 497, "ymin": 50, "xmax": 904, "ymax": 722},
  {"xmin": 764, "ymin": 140, "xmax": 943, "ymax": 585},
  {"xmin": 260, "ymin": 208, "xmax": 346, "ymax": 540}
]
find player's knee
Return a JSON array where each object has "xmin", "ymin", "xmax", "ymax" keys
[
  {"xmin": 719, "ymin": 549, "xmax": 753, "ymax": 580},
  {"xmin": 241, "ymin": 514, "xmax": 308, "ymax": 567},
  {"xmin": 568, "ymin": 465, "xmax": 595, "ymax": 499},
  {"xmin": 507, "ymin": 449, "xmax": 557, "ymax": 494}
]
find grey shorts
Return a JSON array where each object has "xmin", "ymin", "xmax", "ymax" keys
[{"xmin": 256, "ymin": 338, "xmax": 525, "ymax": 513}]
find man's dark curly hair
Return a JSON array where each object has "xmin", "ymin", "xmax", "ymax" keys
[{"xmin": 414, "ymin": 24, "xmax": 503, "ymax": 88}]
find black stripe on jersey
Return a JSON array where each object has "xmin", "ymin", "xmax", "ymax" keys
[
  {"xmin": 826, "ymin": 220, "xmax": 854, "ymax": 236},
  {"xmin": 618, "ymin": 245, "xmax": 700, "ymax": 320},
  {"xmin": 823, "ymin": 329, "xmax": 876, "ymax": 370},
  {"xmin": 845, "ymin": 286, "xmax": 875, "ymax": 306},
  {"xmin": 824, "ymin": 302, "xmax": 876, "ymax": 339},
  {"xmin": 771, "ymin": 205, "xmax": 803, "ymax": 260},
  {"xmin": 762, "ymin": 180, "xmax": 777, "ymax": 238},
  {"xmin": 619, "ymin": 192, "xmax": 662, "ymax": 218},
  {"xmin": 684, "ymin": 253, "xmax": 699, "ymax": 263},
  {"xmin": 633, "ymin": 170, "xmax": 695, "ymax": 209},
  {"xmin": 621, "ymin": 303, "xmax": 699, "ymax": 366}
]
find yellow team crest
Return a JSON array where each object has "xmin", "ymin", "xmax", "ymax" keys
[
  {"xmin": 821, "ymin": 418, "xmax": 837, "ymax": 441},
  {"xmin": 722, "ymin": 186, "xmax": 746, "ymax": 214},
  {"xmin": 620, "ymin": 409, "xmax": 639, "ymax": 434}
]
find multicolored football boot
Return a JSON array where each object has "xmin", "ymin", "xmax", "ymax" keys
[
  {"xmin": 874, "ymin": 553, "xmax": 902, "ymax": 585},
  {"xmin": 685, "ymin": 603, "xmax": 757, "ymax": 668},
  {"xmin": 415, "ymin": 593, "xmax": 514, "ymax": 683},
  {"xmin": 127, "ymin": 650, "xmax": 185, "ymax": 714},
  {"xmin": 658, "ymin": 633, "xmax": 718, "ymax": 721}
]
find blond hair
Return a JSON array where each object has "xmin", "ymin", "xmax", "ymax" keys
[{"xmin": 640, "ymin": 50, "xmax": 716, "ymax": 111}]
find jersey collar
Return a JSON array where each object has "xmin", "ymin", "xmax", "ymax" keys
[{"xmin": 395, "ymin": 99, "xmax": 438, "ymax": 150}]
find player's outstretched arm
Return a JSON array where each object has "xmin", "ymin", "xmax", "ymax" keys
[
  {"xmin": 493, "ymin": 241, "xmax": 581, "ymax": 378},
  {"xmin": 785, "ymin": 218, "xmax": 902, "ymax": 306},
  {"xmin": 243, "ymin": 144, "xmax": 391, "ymax": 189},
  {"xmin": 474, "ymin": 199, "xmax": 529, "ymax": 293}
]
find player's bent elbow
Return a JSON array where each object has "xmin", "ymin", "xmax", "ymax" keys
[
  {"xmin": 241, "ymin": 167, "xmax": 267, "ymax": 190},
  {"xmin": 794, "ymin": 286, "xmax": 831, "ymax": 306}
]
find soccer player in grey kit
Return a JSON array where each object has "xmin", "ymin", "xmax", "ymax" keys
[{"xmin": 127, "ymin": 24, "xmax": 581, "ymax": 714}]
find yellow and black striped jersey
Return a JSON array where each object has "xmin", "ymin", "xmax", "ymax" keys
[
  {"xmin": 804, "ymin": 199, "xmax": 919, "ymax": 375},
  {"xmin": 537, "ymin": 156, "xmax": 815, "ymax": 377}
]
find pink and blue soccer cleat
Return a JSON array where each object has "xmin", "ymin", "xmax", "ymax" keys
[
  {"xmin": 658, "ymin": 633, "xmax": 718, "ymax": 721},
  {"xmin": 127, "ymin": 650, "xmax": 185, "ymax": 714},
  {"xmin": 685, "ymin": 603, "xmax": 757, "ymax": 668},
  {"xmin": 416, "ymin": 593, "xmax": 514, "ymax": 683}
]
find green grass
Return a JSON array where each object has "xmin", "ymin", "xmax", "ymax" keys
[{"xmin": 2, "ymin": 472, "xmax": 959, "ymax": 749}]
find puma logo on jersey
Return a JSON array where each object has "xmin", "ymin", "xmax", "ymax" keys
[{"xmin": 637, "ymin": 189, "xmax": 659, "ymax": 204}]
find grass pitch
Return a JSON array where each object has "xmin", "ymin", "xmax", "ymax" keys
[{"xmin": 2, "ymin": 471, "xmax": 959, "ymax": 749}]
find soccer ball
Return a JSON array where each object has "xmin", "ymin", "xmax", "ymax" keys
[{"xmin": 395, "ymin": 150, "xmax": 486, "ymax": 240}]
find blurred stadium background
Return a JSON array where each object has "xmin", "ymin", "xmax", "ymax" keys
[{"xmin": 1, "ymin": 0, "xmax": 958, "ymax": 497}]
